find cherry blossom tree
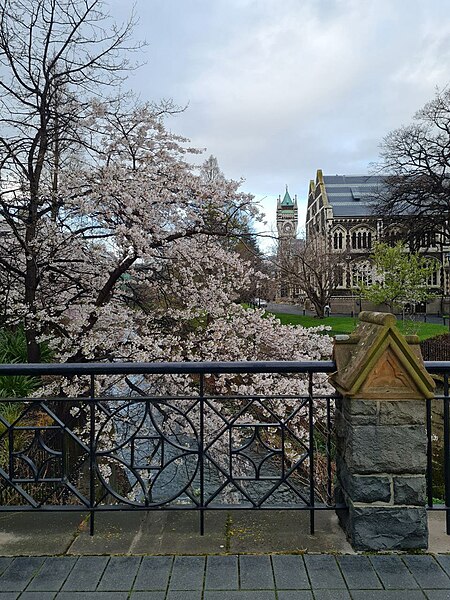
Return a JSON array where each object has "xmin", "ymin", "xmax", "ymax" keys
[{"xmin": 0, "ymin": 1, "xmax": 336, "ymax": 505}]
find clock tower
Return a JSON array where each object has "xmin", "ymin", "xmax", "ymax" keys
[
  {"xmin": 276, "ymin": 186, "xmax": 298, "ymax": 244},
  {"xmin": 276, "ymin": 186, "xmax": 299, "ymax": 301}
]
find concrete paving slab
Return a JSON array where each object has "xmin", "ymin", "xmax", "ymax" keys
[
  {"xmin": 271, "ymin": 554, "xmax": 309, "ymax": 590},
  {"xmin": 25, "ymin": 557, "xmax": 77, "ymax": 592},
  {"xmin": 19, "ymin": 594, "xmax": 57, "ymax": 600},
  {"xmin": 133, "ymin": 555, "xmax": 173, "ymax": 590},
  {"xmin": 166, "ymin": 593, "xmax": 202, "ymax": 600},
  {"xmin": 2, "ymin": 509, "xmax": 450, "ymax": 557},
  {"xmin": 203, "ymin": 594, "xmax": 276, "ymax": 600},
  {"xmin": 205, "ymin": 555, "xmax": 238, "ymax": 590},
  {"xmin": 277, "ymin": 593, "xmax": 313, "ymax": 600},
  {"xmin": 337, "ymin": 555, "xmax": 383, "ymax": 590},
  {"xmin": 227, "ymin": 510, "xmax": 353, "ymax": 553},
  {"xmin": 66, "ymin": 512, "xmax": 154, "ymax": 555},
  {"xmin": 56, "ymin": 593, "xmax": 128, "ymax": 600},
  {"xmin": 169, "ymin": 555, "xmax": 205, "ymax": 590},
  {"xmin": 96, "ymin": 555, "xmax": 141, "ymax": 591},
  {"xmin": 141, "ymin": 511, "xmax": 228, "ymax": 555},
  {"xmin": 428, "ymin": 512, "xmax": 450, "ymax": 553},
  {"xmin": 350, "ymin": 593, "xmax": 426, "ymax": 600},
  {"xmin": 61, "ymin": 556, "xmax": 109, "ymax": 591},
  {"xmin": 0, "ymin": 557, "xmax": 46, "ymax": 591},
  {"xmin": 402, "ymin": 555, "xmax": 450, "ymax": 589},
  {"xmin": 311, "ymin": 592, "xmax": 352, "ymax": 600},
  {"xmin": 425, "ymin": 591, "xmax": 450, "ymax": 600},
  {"xmin": 369, "ymin": 556, "xmax": 420, "ymax": 590},
  {"xmin": 304, "ymin": 554, "xmax": 347, "ymax": 590},
  {"xmin": 239, "ymin": 555, "xmax": 274, "ymax": 589},
  {"xmin": 0, "ymin": 513, "xmax": 83, "ymax": 556}
]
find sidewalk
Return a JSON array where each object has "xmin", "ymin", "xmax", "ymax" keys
[
  {"xmin": 0, "ymin": 510, "xmax": 352, "ymax": 556},
  {"xmin": 1, "ymin": 552, "xmax": 450, "ymax": 599},
  {"xmin": 1, "ymin": 512, "xmax": 450, "ymax": 598}
]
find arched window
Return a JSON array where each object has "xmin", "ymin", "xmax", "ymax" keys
[
  {"xmin": 352, "ymin": 261, "xmax": 374, "ymax": 287},
  {"xmin": 351, "ymin": 227, "xmax": 375, "ymax": 250},
  {"xmin": 333, "ymin": 231, "xmax": 344, "ymax": 250}
]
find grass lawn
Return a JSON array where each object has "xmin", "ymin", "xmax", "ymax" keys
[{"xmin": 268, "ymin": 311, "xmax": 449, "ymax": 341}]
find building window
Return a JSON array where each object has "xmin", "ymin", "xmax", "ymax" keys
[
  {"xmin": 420, "ymin": 232, "xmax": 436, "ymax": 248},
  {"xmin": 352, "ymin": 228, "xmax": 374, "ymax": 250},
  {"xmin": 333, "ymin": 231, "xmax": 343, "ymax": 250},
  {"xmin": 352, "ymin": 261, "xmax": 374, "ymax": 287},
  {"xmin": 425, "ymin": 259, "xmax": 439, "ymax": 287},
  {"xmin": 335, "ymin": 264, "xmax": 345, "ymax": 287}
]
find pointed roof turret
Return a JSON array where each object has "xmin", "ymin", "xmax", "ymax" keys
[{"xmin": 281, "ymin": 185, "xmax": 294, "ymax": 207}]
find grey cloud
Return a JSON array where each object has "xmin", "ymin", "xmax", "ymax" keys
[{"xmin": 107, "ymin": 0, "xmax": 450, "ymax": 238}]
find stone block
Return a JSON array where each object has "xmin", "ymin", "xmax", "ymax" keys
[
  {"xmin": 342, "ymin": 398, "xmax": 378, "ymax": 417},
  {"xmin": 341, "ymin": 398, "xmax": 378, "ymax": 425},
  {"xmin": 393, "ymin": 476, "xmax": 426, "ymax": 506},
  {"xmin": 348, "ymin": 505, "xmax": 428, "ymax": 551},
  {"xmin": 342, "ymin": 474, "xmax": 391, "ymax": 504},
  {"xmin": 378, "ymin": 400, "xmax": 426, "ymax": 426},
  {"xmin": 345, "ymin": 424, "xmax": 427, "ymax": 474},
  {"xmin": 337, "ymin": 458, "xmax": 391, "ymax": 503}
]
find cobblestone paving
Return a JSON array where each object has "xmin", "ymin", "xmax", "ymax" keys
[{"xmin": 1, "ymin": 554, "xmax": 450, "ymax": 599}]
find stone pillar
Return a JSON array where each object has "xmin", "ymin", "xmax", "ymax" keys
[{"xmin": 330, "ymin": 311, "xmax": 435, "ymax": 551}]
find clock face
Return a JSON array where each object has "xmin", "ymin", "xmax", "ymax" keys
[{"xmin": 283, "ymin": 222, "xmax": 293, "ymax": 234}]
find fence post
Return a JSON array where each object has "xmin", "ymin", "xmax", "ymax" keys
[{"xmin": 330, "ymin": 311, "xmax": 435, "ymax": 551}]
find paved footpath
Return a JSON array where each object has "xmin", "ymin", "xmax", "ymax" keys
[{"xmin": 2, "ymin": 554, "xmax": 450, "ymax": 599}]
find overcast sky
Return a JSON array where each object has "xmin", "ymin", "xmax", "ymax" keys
[{"xmin": 108, "ymin": 0, "xmax": 450, "ymax": 243}]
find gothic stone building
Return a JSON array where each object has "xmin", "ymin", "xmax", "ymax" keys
[{"xmin": 305, "ymin": 169, "xmax": 446, "ymax": 314}]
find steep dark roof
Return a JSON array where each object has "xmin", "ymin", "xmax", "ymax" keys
[{"xmin": 322, "ymin": 175, "xmax": 385, "ymax": 217}]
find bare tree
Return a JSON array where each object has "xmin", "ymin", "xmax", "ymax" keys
[
  {"xmin": 200, "ymin": 155, "xmax": 224, "ymax": 184},
  {"xmin": 278, "ymin": 237, "xmax": 345, "ymax": 318},
  {"xmin": 372, "ymin": 87, "xmax": 450, "ymax": 247},
  {"xmin": 0, "ymin": 0, "xmax": 142, "ymax": 361}
]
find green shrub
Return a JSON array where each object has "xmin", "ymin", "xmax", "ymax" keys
[{"xmin": 0, "ymin": 327, "xmax": 52, "ymax": 398}]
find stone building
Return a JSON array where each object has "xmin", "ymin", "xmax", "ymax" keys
[{"xmin": 304, "ymin": 170, "xmax": 447, "ymax": 315}]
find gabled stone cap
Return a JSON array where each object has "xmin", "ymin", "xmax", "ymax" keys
[{"xmin": 330, "ymin": 311, "xmax": 435, "ymax": 400}]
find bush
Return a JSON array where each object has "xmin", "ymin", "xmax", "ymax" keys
[{"xmin": 0, "ymin": 328, "xmax": 52, "ymax": 397}]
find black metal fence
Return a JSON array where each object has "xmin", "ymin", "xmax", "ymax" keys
[
  {"xmin": 424, "ymin": 361, "xmax": 450, "ymax": 534},
  {"xmin": 0, "ymin": 361, "xmax": 338, "ymax": 536},
  {"xmin": 4, "ymin": 360, "xmax": 450, "ymax": 536},
  {"xmin": 422, "ymin": 336, "xmax": 450, "ymax": 361}
]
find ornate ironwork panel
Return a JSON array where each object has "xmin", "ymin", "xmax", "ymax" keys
[{"xmin": 0, "ymin": 361, "xmax": 338, "ymax": 534}]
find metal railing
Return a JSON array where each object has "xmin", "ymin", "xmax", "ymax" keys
[
  {"xmin": 424, "ymin": 361, "xmax": 450, "ymax": 534},
  {"xmin": 0, "ymin": 361, "xmax": 338, "ymax": 536},
  {"xmin": 3, "ymin": 359, "xmax": 450, "ymax": 536}
]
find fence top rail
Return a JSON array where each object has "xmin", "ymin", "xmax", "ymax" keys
[
  {"xmin": 424, "ymin": 361, "xmax": 450, "ymax": 373},
  {"xmin": 0, "ymin": 360, "xmax": 337, "ymax": 377}
]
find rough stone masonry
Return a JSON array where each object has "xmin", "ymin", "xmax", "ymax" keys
[{"xmin": 330, "ymin": 311, "xmax": 435, "ymax": 551}]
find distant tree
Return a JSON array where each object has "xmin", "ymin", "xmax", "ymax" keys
[
  {"xmin": 279, "ymin": 237, "xmax": 345, "ymax": 318},
  {"xmin": 373, "ymin": 88, "xmax": 450, "ymax": 246},
  {"xmin": 200, "ymin": 155, "xmax": 224, "ymax": 184},
  {"xmin": 360, "ymin": 242, "xmax": 439, "ymax": 312}
]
